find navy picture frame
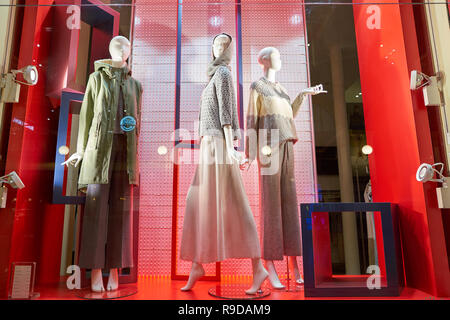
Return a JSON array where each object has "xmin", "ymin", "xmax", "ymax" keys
[{"xmin": 300, "ymin": 202, "xmax": 405, "ymax": 297}]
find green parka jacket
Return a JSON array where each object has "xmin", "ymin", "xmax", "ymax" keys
[{"xmin": 77, "ymin": 59, "xmax": 142, "ymax": 189}]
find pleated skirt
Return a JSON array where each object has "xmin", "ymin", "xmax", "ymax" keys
[{"xmin": 180, "ymin": 135, "xmax": 261, "ymax": 264}]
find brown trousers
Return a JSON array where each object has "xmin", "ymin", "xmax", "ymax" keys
[
  {"xmin": 78, "ymin": 134, "xmax": 133, "ymax": 270},
  {"xmin": 259, "ymin": 140, "xmax": 302, "ymax": 261}
]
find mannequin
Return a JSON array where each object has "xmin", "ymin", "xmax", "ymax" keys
[
  {"xmin": 62, "ymin": 35, "xmax": 142, "ymax": 293},
  {"xmin": 179, "ymin": 34, "xmax": 268, "ymax": 295},
  {"xmin": 243, "ymin": 47, "xmax": 325, "ymax": 289}
]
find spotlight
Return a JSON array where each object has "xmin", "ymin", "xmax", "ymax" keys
[
  {"xmin": 0, "ymin": 171, "xmax": 25, "ymax": 189},
  {"xmin": 0, "ymin": 65, "xmax": 39, "ymax": 103},
  {"xmin": 410, "ymin": 70, "xmax": 443, "ymax": 106},
  {"xmin": 158, "ymin": 145, "xmax": 168, "ymax": 155},
  {"xmin": 209, "ymin": 16, "xmax": 223, "ymax": 27},
  {"xmin": 416, "ymin": 163, "xmax": 447, "ymax": 187},
  {"xmin": 13, "ymin": 65, "xmax": 39, "ymax": 85},
  {"xmin": 362, "ymin": 145, "xmax": 373, "ymax": 155},
  {"xmin": 261, "ymin": 145, "xmax": 272, "ymax": 156},
  {"xmin": 58, "ymin": 145, "xmax": 70, "ymax": 155}
]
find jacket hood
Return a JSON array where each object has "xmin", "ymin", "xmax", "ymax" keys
[
  {"xmin": 94, "ymin": 59, "xmax": 131, "ymax": 79},
  {"xmin": 207, "ymin": 34, "xmax": 233, "ymax": 80}
]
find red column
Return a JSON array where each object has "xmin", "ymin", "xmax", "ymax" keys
[{"xmin": 353, "ymin": 0, "xmax": 450, "ymax": 296}]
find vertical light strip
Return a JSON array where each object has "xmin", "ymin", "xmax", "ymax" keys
[{"xmin": 235, "ymin": 0, "xmax": 244, "ymax": 150}]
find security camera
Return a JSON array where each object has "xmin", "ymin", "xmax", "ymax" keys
[
  {"xmin": 416, "ymin": 163, "xmax": 447, "ymax": 188},
  {"xmin": 0, "ymin": 171, "xmax": 25, "ymax": 189}
]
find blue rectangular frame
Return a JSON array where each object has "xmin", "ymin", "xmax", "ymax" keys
[
  {"xmin": 300, "ymin": 202, "xmax": 404, "ymax": 297},
  {"xmin": 52, "ymin": 89, "xmax": 86, "ymax": 204}
]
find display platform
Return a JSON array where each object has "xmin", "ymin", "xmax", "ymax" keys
[
  {"xmin": 208, "ymin": 284, "xmax": 271, "ymax": 300},
  {"xmin": 74, "ymin": 286, "xmax": 138, "ymax": 300}
]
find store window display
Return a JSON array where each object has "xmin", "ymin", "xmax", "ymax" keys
[
  {"xmin": 62, "ymin": 36, "xmax": 142, "ymax": 292},
  {"xmin": 179, "ymin": 33, "xmax": 269, "ymax": 295},
  {"xmin": 243, "ymin": 47, "xmax": 325, "ymax": 289}
]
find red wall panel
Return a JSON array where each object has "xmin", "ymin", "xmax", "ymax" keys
[
  {"xmin": 353, "ymin": 0, "xmax": 450, "ymax": 296},
  {"xmin": 0, "ymin": 1, "xmax": 65, "ymax": 297}
]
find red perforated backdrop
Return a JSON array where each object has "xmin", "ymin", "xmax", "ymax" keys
[{"xmin": 132, "ymin": 0, "xmax": 316, "ymax": 277}]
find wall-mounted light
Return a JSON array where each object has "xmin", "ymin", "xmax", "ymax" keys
[
  {"xmin": 158, "ymin": 145, "xmax": 168, "ymax": 155},
  {"xmin": 410, "ymin": 70, "xmax": 443, "ymax": 106},
  {"xmin": 362, "ymin": 145, "xmax": 373, "ymax": 155},
  {"xmin": 0, "ymin": 171, "xmax": 25, "ymax": 208},
  {"xmin": 290, "ymin": 14, "xmax": 301, "ymax": 25},
  {"xmin": 209, "ymin": 16, "xmax": 223, "ymax": 27},
  {"xmin": 58, "ymin": 146, "xmax": 70, "ymax": 156},
  {"xmin": 261, "ymin": 145, "xmax": 272, "ymax": 156},
  {"xmin": 416, "ymin": 163, "xmax": 447, "ymax": 187},
  {"xmin": 0, "ymin": 65, "xmax": 39, "ymax": 103},
  {"xmin": 0, "ymin": 171, "xmax": 25, "ymax": 189}
]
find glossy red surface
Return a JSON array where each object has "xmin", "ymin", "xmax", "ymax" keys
[
  {"xmin": 353, "ymin": 0, "xmax": 450, "ymax": 296},
  {"xmin": 0, "ymin": 1, "xmax": 65, "ymax": 298},
  {"xmin": 32, "ymin": 276, "xmax": 443, "ymax": 300}
]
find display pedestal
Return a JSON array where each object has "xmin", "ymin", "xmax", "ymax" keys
[
  {"xmin": 278, "ymin": 258, "xmax": 304, "ymax": 292},
  {"xmin": 208, "ymin": 284, "xmax": 270, "ymax": 300},
  {"xmin": 280, "ymin": 278, "xmax": 304, "ymax": 292},
  {"xmin": 74, "ymin": 285, "xmax": 138, "ymax": 300}
]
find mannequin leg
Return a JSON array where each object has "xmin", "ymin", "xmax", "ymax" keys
[
  {"xmin": 245, "ymin": 258, "xmax": 269, "ymax": 295},
  {"xmin": 91, "ymin": 268, "xmax": 105, "ymax": 292},
  {"xmin": 181, "ymin": 262, "xmax": 205, "ymax": 291},
  {"xmin": 107, "ymin": 268, "xmax": 119, "ymax": 291},
  {"xmin": 288, "ymin": 256, "xmax": 304, "ymax": 284},
  {"xmin": 265, "ymin": 260, "xmax": 285, "ymax": 289}
]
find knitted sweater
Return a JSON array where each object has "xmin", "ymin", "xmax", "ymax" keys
[
  {"xmin": 198, "ymin": 66, "xmax": 241, "ymax": 140},
  {"xmin": 245, "ymin": 77, "xmax": 304, "ymax": 161}
]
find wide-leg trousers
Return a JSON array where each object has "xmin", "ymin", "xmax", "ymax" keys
[
  {"xmin": 78, "ymin": 134, "xmax": 133, "ymax": 270},
  {"xmin": 259, "ymin": 140, "xmax": 302, "ymax": 261}
]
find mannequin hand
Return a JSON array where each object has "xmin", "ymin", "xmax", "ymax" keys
[
  {"xmin": 240, "ymin": 158, "xmax": 253, "ymax": 171},
  {"xmin": 229, "ymin": 148, "xmax": 245, "ymax": 165},
  {"xmin": 61, "ymin": 152, "xmax": 83, "ymax": 167},
  {"xmin": 302, "ymin": 84, "xmax": 327, "ymax": 96}
]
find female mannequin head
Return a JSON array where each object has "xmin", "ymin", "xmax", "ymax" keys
[
  {"xmin": 212, "ymin": 33, "xmax": 232, "ymax": 59},
  {"xmin": 109, "ymin": 36, "xmax": 131, "ymax": 67},
  {"xmin": 257, "ymin": 47, "xmax": 282, "ymax": 72}
]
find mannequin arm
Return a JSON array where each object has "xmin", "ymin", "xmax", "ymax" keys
[
  {"xmin": 223, "ymin": 125, "xmax": 244, "ymax": 164},
  {"xmin": 292, "ymin": 84, "xmax": 327, "ymax": 117},
  {"xmin": 291, "ymin": 92, "xmax": 306, "ymax": 118},
  {"xmin": 243, "ymin": 88, "xmax": 260, "ymax": 170}
]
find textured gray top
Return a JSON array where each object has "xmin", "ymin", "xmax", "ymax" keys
[{"xmin": 199, "ymin": 66, "xmax": 241, "ymax": 140}]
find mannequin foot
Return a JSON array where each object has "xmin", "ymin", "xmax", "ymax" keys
[
  {"xmin": 91, "ymin": 269, "xmax": 105, "ymax": 293},
  {"xmin": 268, "ymin": 272, "xmax": 285, "ymax": 289},
  {"xmin": 107, "ymin": 268, "xmax": 119, "ymax": 291},
  {"xmin": 246, "ymin": 260, "xmax": 269, "ymax": 295},
  {"xmin": 266, "ymin": 260, "xmax": 285, "ymax": 289},
  {"xmin": 181, "ymin": 263, "xmax": 205, "ymax": 291},
  {"xmin": 288, "ymin": 256, "xmax": 303, "ymax": 285}
]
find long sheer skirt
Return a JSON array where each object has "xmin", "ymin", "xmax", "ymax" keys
[{"xmin": 180, "ymin": 135, "xmax": 261, "ymax": 263}]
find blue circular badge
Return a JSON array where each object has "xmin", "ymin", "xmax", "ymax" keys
[{"xmin": 120, "ymin": 116, "xmax": 136, "ymax": 132}]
